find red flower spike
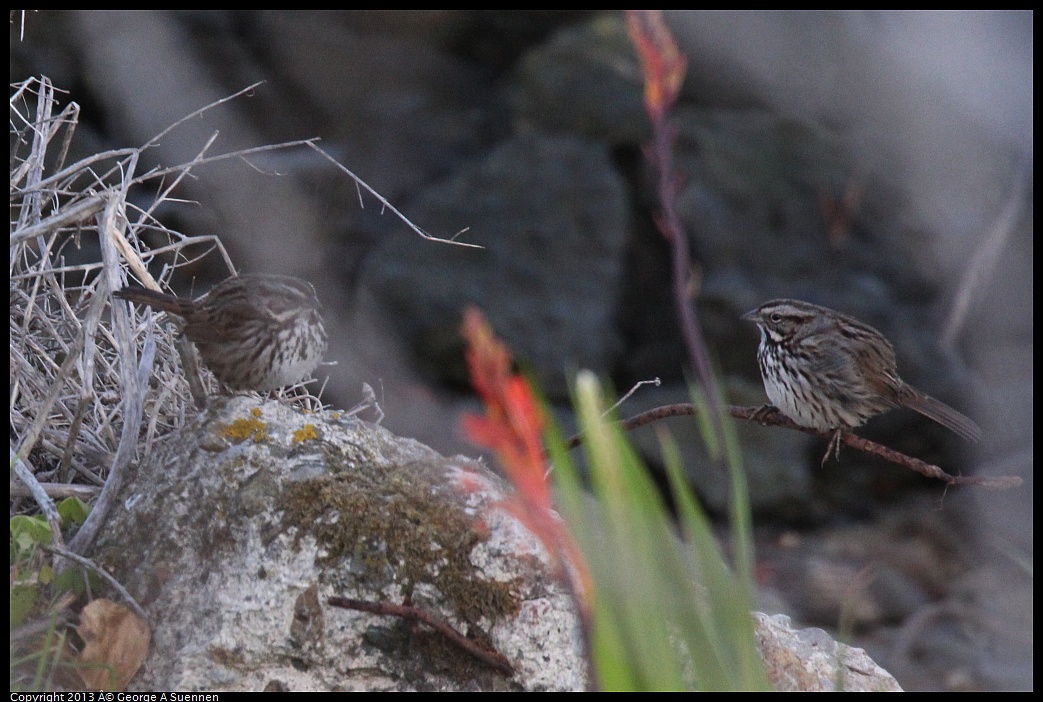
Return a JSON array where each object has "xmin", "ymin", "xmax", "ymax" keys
[
  {"xmin": 460, "ymin": 307, "xmax": 591, "ymax": 605},
  {"xmin": 626, "ymin": 10, "xmax": 687, "ymax": 122}
]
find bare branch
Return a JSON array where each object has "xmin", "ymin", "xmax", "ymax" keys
[
  {"xmin": 308, "ymin": 143, "xmax": 483, "ymax": 248},
  {"xmin": 328, "ymin": 596, "xmax": 514, "ymax": 675},
  {"xmin": 565, "ymin": 403, "xmax": 1021, "ymax": 490}
]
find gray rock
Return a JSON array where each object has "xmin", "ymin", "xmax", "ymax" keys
[
  {"xmin": 93, "ymin": 397, "xmax": 586, "ymax": 691},
  {"xmin": 755, "ymin": 613, "xmax": 903, "ymax": 691},
  {"xmin": 361, "ymin": 131, "xmax": 628, "ymax": 399}
]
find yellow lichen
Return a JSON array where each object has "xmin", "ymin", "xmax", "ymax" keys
[
  {"xmin": 292, "ymin": 424, "xmax": 320, "ymax": 443},
  {"xmin": 219, "ymin": 417, "xmax": 268, "ymax": 443}
]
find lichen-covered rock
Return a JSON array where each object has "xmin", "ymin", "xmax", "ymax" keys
[{"xmin": 93, "ymin": 396, "xmax": 585, "ymax": 691}]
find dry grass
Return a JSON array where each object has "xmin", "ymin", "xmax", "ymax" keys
[{"xmin": 10, "ymin": 77, "xmax": 324, "ymax": 554}]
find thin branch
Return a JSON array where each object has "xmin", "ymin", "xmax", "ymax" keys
[
  {"xmin": 10, "ymin": 449, "xmax": 65, "ymax": 552},
  {"xmin": 565, "ymin": 403, "xmax": 1022, "ymax": 490},
  {"xmin": 130, "ymin": 138, "xmax": 321, "ymax": 186},
  {"xmin": 604, "ymin": 377, "xmax": 661, "ymax": 416},
  {"xmin": 11, "ymin": 148, "xmax": 137, "ymax": 196},
  {"xmin": 42, "ymin": 546, "xmax": 148, "ymax": 621},
  {"xmin": 328, "ymin": 596, "xmax": 514, "ymax": 676},
  {"xmin": 8, "ymin": 482, "xmax": 102, "ymax": 500},
  {"xmin": 308, "ymin": 143, "xmax": 482, "ymax": 248},
  {"xmin": 9, "ymin": 196, "xmax": 107, "ymax": 245},
  {"xmin": 140, "ymin": 81, "xmax": 266, "ymax": 149}
]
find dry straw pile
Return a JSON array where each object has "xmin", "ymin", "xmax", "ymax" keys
[{"xmin": 10, "ymin": 77, "xmax": 321, "ymax": 555}]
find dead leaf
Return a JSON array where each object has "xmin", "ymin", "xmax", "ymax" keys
[{"xmin": 76, "ymin": 599, "xmax": 150, "ymax": 691}]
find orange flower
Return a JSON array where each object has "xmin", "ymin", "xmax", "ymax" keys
[
  {"xmin": 460, "ymin": 307, "xmax": 590, "ymax": 604},
  {"xmin": 626, "ymin": 10, "xmax": 687, "ymax": 121}
]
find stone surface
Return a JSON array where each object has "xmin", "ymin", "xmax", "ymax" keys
[
  {"xmin": 93, "ymin": 397, "xmax": 586, "ymax": 691},
  {"xmin": 755, "ymin": 613, "xmax": 902, "ymax": 692},
  {"xmin": 360, "ymin": 130, "xmax": 628, "ymax": 399}
]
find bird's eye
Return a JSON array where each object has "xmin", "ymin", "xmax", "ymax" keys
[{"xmin": 770, "ymin": 313, "xmax": 782, "ymax": 323}]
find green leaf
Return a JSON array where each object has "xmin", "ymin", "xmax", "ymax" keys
[
  {"xmin": 547, "ymin": 371, "xmax": 771, "ymax": 690},
  {"xmin": 10, "ymin": 514, "xmax": 54, "ymax": 552},
  {"xmin": 57, "ymin": 497, "xmax": 91, "ymax": 526}
]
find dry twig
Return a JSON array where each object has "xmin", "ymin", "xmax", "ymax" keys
[
  {"xmin": 328, "ymin": 596, "xmax": 514, "ymax": 676},
  {"xmin": 565, "ymin": 403, "xmax": 1021, "ymax": 490}
]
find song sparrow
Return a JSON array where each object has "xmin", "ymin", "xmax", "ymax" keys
[
  {"xmin": 114, "ymin": 274, "xmax": 328, "ymax": 392},
  {"xmin": 742, "ymin": 299, "xmax": 980, "ymax": 454}
]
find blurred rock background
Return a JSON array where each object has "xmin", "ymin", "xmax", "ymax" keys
[{"xmin": 11, "ymin": 10, "xmax": 1031, "ymax": 690}]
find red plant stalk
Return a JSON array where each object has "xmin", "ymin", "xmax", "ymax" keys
[{"xmin": 626, "ymin": 10, "xmax": 728, "ymax": 449}]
